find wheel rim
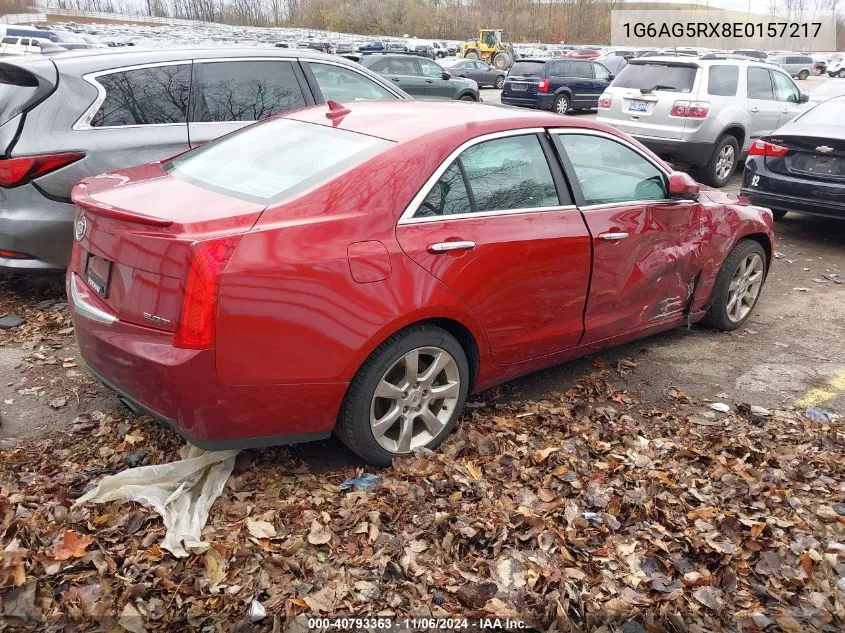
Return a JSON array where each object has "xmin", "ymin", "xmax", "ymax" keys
[
  {"xmin": 556, "ymin": 97, "xmax": 568, "ymax": 113},
  {"xmin": 715, "ymin": 144, "xmax": 735, "ymax": 180},
  {"xmin": 726, "ymin": 253, "xmax": 764, "ymax": 323},
  {"xmin": 369, "ymin": 346, "xmax": 460, "ymax": 454},
  {"xmin": 495, "ymin": 76, "xmax": 504, "ymax": 88}
]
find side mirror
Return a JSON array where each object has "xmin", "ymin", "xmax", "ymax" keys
[
  {"xmin": 442, "ymin": 72, "xmax": 451, "ymax": 80},
  {"xmin": 799, "ymin": 92, "xmax": 809, "ymax": 103},
  {"xmin": 668, "ymin": 171, "xmax": 700, "ymax": 199},
  {"xmin": 607, "ymin": 73, "xmax": 615, "ymax": 81}
]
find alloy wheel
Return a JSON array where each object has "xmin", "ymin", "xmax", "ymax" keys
[
  {"xmin": 555, "ymin": 96, "xmax": 569, "ymax": 114},
  {"xmin": 715, "ymin": 144, "xmax": 735, "ymax": 181},
  {"xmin": 369, "ymin": 346, "xmax": 460, "ymax": 454},
  {"xmin": 495, "ymin": 75, "xmax": 504, "ymax": 89},
  {"xmin": 726, "ymin": 253, "xmax": 764, "ymax": 322}
]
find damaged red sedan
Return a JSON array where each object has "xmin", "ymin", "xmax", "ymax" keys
[{"xmin": 67, "ymin": 100, "xmax": 774, "ymax": 465}]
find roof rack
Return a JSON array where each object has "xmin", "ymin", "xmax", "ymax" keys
[{"xmin": 698, "ymin": 53, "xmax": 756, "ymax": 60}]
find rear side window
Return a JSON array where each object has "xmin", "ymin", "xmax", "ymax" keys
[
  {"xmin": 193, "ymin": 61, "xmax": 306, "ymax": 123},
  {"xmin": 418, "ymin": 162, "xmax": 472, "ymax": 217},
  {"xmin": 747, "ymin": 67, "xmax": 774, "ymax": 100},
  {"xmin": 613, "ymin": 63, "xmax": 696, "ymax": 93},
  {"xmin": 708, "ymin": 65, "xmax": 738, "ymax": 96},
  {"xmin": 387, "ymin": 58, "xmax": 419, "ymax": 75},
  {"xmin": 570, "ymin": 62, "xmax": 593, "ymax": 78},
  {"xmin": 1, "ymin": 37, "xmax": 16, "ymax": 45},
  {"xmin": 306, "ymin": 62, "xmax": 396, "ymax": 102},
  {"xmin": 165, "ymin": 119, "xmax": 392, "ymax": 203},
  {"xmin": 0, "ymin": 64, "xmax": 39, "ymax": 127},
  {"xmin": 550, "ymin": 61, "xmax": 571, "ymax": 76},
  {"xmin": 509, "ymin": 61, "xmax": 545, "ymax": 77},
  {"xmin": 91, "ymin": 64, "xmax": 190, "ymax": 127}
]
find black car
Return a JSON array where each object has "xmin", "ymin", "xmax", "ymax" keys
[
  {"xmin": 439, "ymin": 58, "xmax": 506, "ymax": 88},
  {"xmin": 741, "ymin": 96, "xmax": 845, "ymax": 220},
  {"xmin": 501, "ymin": 58, "xmax": 613, "ymax": 114}
]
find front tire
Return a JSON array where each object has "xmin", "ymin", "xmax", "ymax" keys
[
  {"xmin": 492, "ymin": 52, "xmax": 511, "ymax": 70},
  {"xmin": 553, "ymin": 93, "xmax": 570, "ymax": 114},
  {"xmin": 459, "ymin": 94, "xmax": 477, "ymax": 101},
  {"xmin": 798, "ymin": 69, "xmax": 809, "ymax": 80},
  {"xmin": 703, "ymin": 134, "xmax": 739, "ymax": 187},
  {"xmin": 494, "ymin": 75, "xmax": 505, "ymax": 89},
  {"xmin": 838, "ymin": 69, "xmax": 845, "ymax": 78},
  {"xmin": 336, "ymin": 325, "xmax": 469, "ymax": 466},
  {"xmin": 465, "ymin": 50, "xmax": 480, "ymax": 60},
  {"xmin": 704, "ymin": 239, "xmax": 767, "ymax": 331}
]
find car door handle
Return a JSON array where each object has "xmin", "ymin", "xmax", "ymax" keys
[
  {"xmin": 391, "ymin": 77, "xmax": 401, "ymax": 82},
  {"xmin": 425, "ymin": 79, "xmax": 434, "ymax": 83},
  {"xmin": 427, "ymin": 241, "xmax": 476, "ymax": 253},
  {"xmin": 599, "ymin": 232, "xmax": 630, "ymax": 241},
  {"xmin": 750, "ymin": 106, "xmax": 760, "ymax": 113},
  {"xmin": 781, "ymin": 109, "xmax": 791, "ymax": 114}
]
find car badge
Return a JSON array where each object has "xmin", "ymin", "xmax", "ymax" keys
[
  {"xmin": 74, "ymin": 214, "xmax": 87, "ymax": 242},
  {"xmin": 816, "ymin": 146, "xmax": 834, "ymax": 154}
]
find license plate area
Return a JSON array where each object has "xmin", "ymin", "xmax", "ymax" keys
[
  {"xmin": 627, "ymin": 100, "xmax": 649, "ymax": 113},
  {"xmin": 788, "ymin": 154, "xmax": 845, "ymax": 178},
  {"xmin": 85, "ymin": 253, "xmax": 112, "ymax": 299},
  {"xmin": 511, "ymin": 83, "xmax": 528, "ymax": 92}
]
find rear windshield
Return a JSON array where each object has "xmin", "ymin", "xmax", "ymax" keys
[
  {"xmin": 0, "ymin": 64, "xmax": 39, "ymax": 127},
  {"xmin": 613, "ymin": 63, "xmax": 697, "ymax": 93},
  {"xmin": 509, "ymin": 61, "xmax": 545, "ymax": 76},
  {"xmin": 796, "ymin": 99, "xmax": 844, "ymax": 126},
  {"xmin": 164, "ymin": 119, "xmax": 393, "ymax": 204}
]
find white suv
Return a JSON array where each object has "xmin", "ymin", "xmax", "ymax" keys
[{"xmin": 597, "ymin": 55, "xmax": 809, "ymax": 186}]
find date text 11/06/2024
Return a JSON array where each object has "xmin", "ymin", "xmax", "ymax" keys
[
  {"xmin": 623, "ymin": 21, "xmax": 822, "ymax": 39},
  {"xmin": 306, "ymin": 617, "xmax": 527, "ymax": 630}
]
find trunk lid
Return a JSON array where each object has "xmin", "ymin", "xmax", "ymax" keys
[
  {"xmin": 70, "ymin": 162, "xmax": 265, "ymax": 332},
  {"xmin": 503, "ymin": 60, "xmax": 545, "ymax": 97},
  {"xmin": 765, "ymin": 124, "xmax": 845, "ymax": 182}
]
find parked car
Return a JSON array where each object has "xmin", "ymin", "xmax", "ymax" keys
[
  {"xmin": 67, "ymin": 99, "xmax": 774, "ymax": 465},
  {"xmin": 741, "ymin": 96, "xmax": 845, "ymax": 221},
  {"xmin": 438, "ymin": 58, "xmax": 506, "ymax": 88},
  {"xmin": 431, "ymin": 41, "xmax": 448, "ymax": 59},
  {"xmin": 0, "ymin": 49, "xmax": 408, "ymax": 271},
  {"xmin": 597, "ymin": 56, "xmax": 809, "ymax": 186},
  {"xmin": 0, "ymin": 36, "xmax": 51, "ymax": 56},
  {"xmin": 827, "ymin": 55, "xmax": 845, "ymax": 77},
  {"xmin": 412, "ymin": 43, "xmax": 436, "ymax": 59},
  {"xmin": 386, "ymin": 42, "xmax": 410, "ymax": 53},
  {"xmin": 808, "ymin": 80, "xmax": 845, "ymax": 104},
  {"xmin": 596, "ymin": 52, "xmax": 629, "ymax": 75},
  {"xmin": 566, "ymin": 47, "xmax": 602, "ymax": 59},
  {"xmin": 359, "ymin": 40, "xmax": 386, "ymax": 53},
  {"xmin": 733, "ymin": 49, "xmax": 767, "ymax": 60},
  {"xmin": 769, "ymin": 54, "xmax": 813, "ymax": 80},
  {"xmin": 501, "ymin": 58, "xmax": 613, "ymax": 114},
  {"xmin": 360, "ymin": 54, "xmax": 480, "ymax": 101}
]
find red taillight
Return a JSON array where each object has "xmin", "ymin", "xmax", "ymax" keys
[
  {"xmin": 598, "ymin": 94, "xmax": 612, "ymax": 109},
  {"xmin": 173, "ymin": 237, "xmax": 241, "ymax": 350},
  {"xmin": 669, "ymin": 101, "xmax": 710, "ymax": 118},
  {"xmin": 538, "ymin": 78, "xmax": 550, "ymax": 93},
  {"xmin": 749, "ymin": 140, "xmax": 788, "ymax": 157},
  {"xmin": 0, "ymin": 152, "xmax": 84, "ymax": 188}
]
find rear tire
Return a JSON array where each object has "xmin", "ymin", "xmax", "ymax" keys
[
  {"xmin": 703, "ymin": 134, "xmax": 739, "ymax": 187},
  {"xmin": 798, "ymin": 69, "xmax": 809, "ymax": 80},
  {"xmin": 553, "ymin": 93, "xmax": 570, "ymax": 114},
  {"xmin": 494, "ymin": 75, "xmax": 505, "ymax": 89},
  {"xmin": 838, "ymin": 69, "xmax": 845, "ymax": 78},
  {"xmin": 465, "ymin": 50, "xmax": 480, "ymax": 60},
  {"xmin": 704, "ymin": 239, "xmax": 767, "ymax": 331},
  {"xmin": 492, "ymin": 52, "xmax": 511, "ymax": 70},
  {"xmin": 772, "ymin": 209, "xmax": 788, "ymax": 220},
  {"xmin": 335, "ymin": 325, "xmax": 469, "ymax": 466},
  {"xmin": 459, "ymin": 94, "xmax": 477, "ymax": 101}
]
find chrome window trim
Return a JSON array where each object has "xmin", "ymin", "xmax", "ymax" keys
[
  {"xmin": 398, "ymin": 128, "xmax": 556, "ymax": 224},
  {"xmin": 399, "ymin": 205, "xmax": 578, "ymax": 225},
  {"xmin": 73, "ymin": 56, "xmax": 404, "ymax": 131}
]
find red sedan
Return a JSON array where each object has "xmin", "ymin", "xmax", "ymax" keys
[{"xmin": 67, "ymin": 100, "xmax": 774, "ymax": 465}]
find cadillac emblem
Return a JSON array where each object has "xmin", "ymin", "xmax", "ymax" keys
[{"xmin": 74, "ymin": 214, "xmax": 87, "ymax": 242}]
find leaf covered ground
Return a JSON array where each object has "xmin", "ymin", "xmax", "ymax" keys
[{"xmin": 1, "ymin": 366, "xmax": 843, "ymax": 632}]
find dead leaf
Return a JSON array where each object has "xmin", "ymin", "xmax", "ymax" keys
[
  {"xmin": 307, "ymin": 520, "xmax": 332, "ymax": 545},
  {"xmin": 52, "ymin": 531, "xmax": 93, "ymax": 561},
  {"xmin": 246, "ymin": 518, "xmax": 277, "ymax": 539}
]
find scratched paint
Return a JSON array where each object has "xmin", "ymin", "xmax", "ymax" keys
[{"xmin": 795, "ymin": 369, "xmax": 845, "ymax": 407}]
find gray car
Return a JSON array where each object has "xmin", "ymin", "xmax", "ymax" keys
[
  {"xmin": 597, "ymin": 55, "xmax": 809, "ymax": 186},
  {"xmin": 769, "ymin": 54, "xmax": 814, "ymax": 80},
  {"xmin": 0, "ymin": 48, "xmax": 407, "ymax": 271},
  {"xmin": 360, "ymin": 54, "xmax": 480, "ymax": 101},
  {"xmin": 439, "ymin": 58, "xmax": 506, "ymax": 88}
]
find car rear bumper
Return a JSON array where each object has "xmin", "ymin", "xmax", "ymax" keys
[
  {"xmin": 741, "ymin": 157, "xmax": 845, "ymax": 218},
  {"xmin": 68, "ymin": 272, "xmax": 345, "ymax": 449},
  {"xmin": 501, "ymin": 95, "xmax": 548, "ymax": 109},
  {"xmin": 632, "ymin": 136, "xmax": 715, "ymax": 167},
  {"xmin": 0, "ymin": 184, "xmax": 75, "ymax": 271}
]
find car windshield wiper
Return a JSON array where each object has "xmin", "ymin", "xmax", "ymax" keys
[{"xmin": 641, "ymin": 84, "xmax": 678, "ymax": 94}]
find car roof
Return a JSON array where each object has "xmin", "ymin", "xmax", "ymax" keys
[{"xmin": 287, "ymin": 100, "xmax": 617, "ymax": 145}]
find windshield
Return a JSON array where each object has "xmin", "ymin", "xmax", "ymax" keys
[
  {"xmin": 613, "ymin": 63, "xmax": 697, "ymax": 93},
  {"xmin": 509, "ymin": 61, "xmax": 545, "ymax": 77},
  {"xmin": 165, "ymin": 119, "xmax": 393, "ymax": 203}
]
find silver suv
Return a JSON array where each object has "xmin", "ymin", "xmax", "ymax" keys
[
  {"xmin": 596, "ymin": 55, "xmax": 809, "ymax": 186},
  {"xmin": 769, "ymin": 54, "xmax": 814, "ymax": 80},
  {"xmin": 0, "ymin": 48, "xmax": 406, "ymax": 271}
]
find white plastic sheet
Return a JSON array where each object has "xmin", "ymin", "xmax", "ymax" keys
[{"xmin": 74, "ymin": 446, "xmax": 238, "ymax": 557}]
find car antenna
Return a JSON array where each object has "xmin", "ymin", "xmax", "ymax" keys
[{"xmin": 325, "ymin": 100, "xmax": 351, "ymax": 125}]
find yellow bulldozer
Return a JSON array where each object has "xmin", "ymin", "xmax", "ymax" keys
[{"xmin": 458, "ymin": 29, "xmax": 516, "ymax": 70}]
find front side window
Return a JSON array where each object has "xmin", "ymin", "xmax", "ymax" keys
[
  {"xmin": 193, "ymin": 61, "xmax": 306, "ymax": 123},
  {"xmin": 555, "ymin": 134, "xmax": 667, "ymax": 205},
  {"xmin": 593, "ymin": 63, "xmax": 610, "ymax": 81},
  {"xmin": 307, "ymin": 62, "xmax": 396, "ymax": 102},
  {"xmin": 708, "ymin": 65, "xmax": 738, "ymax": 96},
  {"xmin": 772, "ymin": 71, "xmax": 799, "ymax": 103},
  {"xmin": 747, "ymin": 67, "xmax": 774, "ymax": 100},
  {"xmin": 166, "ymin": 119, "xmax": 392, "ymax": 203},
  {"xmin": 91, "ymin": 64, "xmax": 190, "ymax": 127},
  {"xmin": 419, "ymin": 59, "xmax": 443, "ymax": 78}
]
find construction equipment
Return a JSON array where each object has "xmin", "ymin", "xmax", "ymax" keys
[{"xmin": 458, "ymin": 29, "xmax": 515, "ymax": 70}]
